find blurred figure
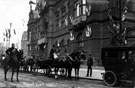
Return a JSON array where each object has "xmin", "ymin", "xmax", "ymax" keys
[
  {"xmin": 6, "ymin": 43, "xmax": 18, "ymax": 60},
  {"xmin": 86, "ymin": 54, "xmax": 93, "ymax": 77}
]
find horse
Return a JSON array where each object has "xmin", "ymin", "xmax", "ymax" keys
[
  {"xmin": 3, "ymin": 50, "xmax": 23, "ymax": 82},
  {"xmin": 69, "ymin": 50, "xmax": 82, "ymax": 80},
  {"xmin": 50, "ymin": 54, "xmax": 73, "ymax": 80},
  {"xmin": 35, "ymin": 59, "xmax": 53, "ymax": 75}
]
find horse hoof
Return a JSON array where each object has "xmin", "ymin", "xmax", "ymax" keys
[
  {"xmin": 17, "ymin": 80, "xmax": 19, "ymax": 82},
  {"xmin": 11, "ymin": 80, "xmax": 14, "ymax": 82}
]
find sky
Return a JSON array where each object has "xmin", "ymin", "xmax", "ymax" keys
[{"xmin": 0, "ymin": 0, "xmax": 36, "ymax": 48}]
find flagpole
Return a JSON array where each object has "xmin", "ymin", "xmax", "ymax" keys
[{"xmin": 9, "ymin": 23, "xmax": 12, "ymax": 47}]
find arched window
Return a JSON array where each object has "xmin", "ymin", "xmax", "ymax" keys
[
  {"xmin": 82, "ymin": 0, "xmax": 86, "ymax": 14},
  {"xmin": 77, "ymin": 4, "xmax": 80, "ymax": 17}
]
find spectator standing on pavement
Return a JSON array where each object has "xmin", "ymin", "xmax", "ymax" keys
[
  {"xmin": 86, "ymin": 54, "xmax": 93, "ymax": 77},
  {"xmin": 49, "ymin": 45, "xmax": 56, "ymax": 60}
]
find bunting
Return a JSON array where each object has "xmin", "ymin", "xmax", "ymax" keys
[
  {"xmin": 3, "ymin": 38, "xmax": 5, "ymax": 42},
  {"xmin": 3, "ymin": 33, "xmax": 5, "ymax": 36},
  {"xmin": 86, "ymin": 25, "xmax": 92, "ymax": 37},
  {"xmin": 85, "ymin": 4, "xmax": 91, "ymax": 16},
  {"xmin": 58, "ymin": 21, "xmax": 61, "ymax": 28},
  {"xmin": 65, "ymin": 18, "xmax": 68, "ymax": 26},
  {"xmin": 69, "ymin": 16, "xmax": 74, "ymax": 25},
  {"xmin": 69, "ymin": 31, "xmax": 74, "ymax": 41},
  {"xmin": 5, "ymin": 29, "xmax": 8, "ymax": 38},
  {"xmin": 8, "ymin": 29, "xmax": 11, "ymax": 38}
]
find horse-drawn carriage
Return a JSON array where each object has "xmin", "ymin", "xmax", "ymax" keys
[{"xmin": 101, "ymin": 46, "xmax": 135, "ymax": 86}]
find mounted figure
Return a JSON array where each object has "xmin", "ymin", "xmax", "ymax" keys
[{"xmin": 3, "ymin": 43, "xmax": 20, "ymax": 82}]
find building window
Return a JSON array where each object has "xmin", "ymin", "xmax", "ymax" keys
[
  {"xmin": 74, "ymin": 0, "xmax": 87, "ymax": 17},
  {"xmin": 82, "ymin": 0, "xmax": 86, "ymax": 14},
  {"xmin": 77, "ymin": 4, "xmax": 80, "ymax": 17}
]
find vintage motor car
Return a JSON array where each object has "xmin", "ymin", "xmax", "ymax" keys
[{"xmin": 101, "ymin": 46, "xmax": 135, "ymax": 86}]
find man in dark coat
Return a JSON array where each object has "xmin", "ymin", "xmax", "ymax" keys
[
  {"xmin": 86, "ymin": 54, "xmax": 93, "ymax": 77},
  {"xmin": 5, "ymin": 43, "xmax": 18, "ymax": 66},
  {"xmin": 49, "ymin": 45, "xmax": 56, "ymax": 60},
  {"xmin": 6, "ymin": 43, "xmax": 18, "ymax": 58}
]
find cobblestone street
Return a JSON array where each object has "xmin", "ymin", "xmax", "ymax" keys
[{"xmin": 0, "ymin": 68, "xmax": 132, "ymax": 88}]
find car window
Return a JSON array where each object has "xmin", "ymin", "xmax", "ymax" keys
[
  {"xmin": 104, "ymin": 50, "xmax": 117, "ymax": 60},
  {"xmin": 128, "ymin": 51, "xmax": 135, "ymax": 63},
  {"xmin": 117, "ymin": 51, "xmax": 126, "ymax": 60}
]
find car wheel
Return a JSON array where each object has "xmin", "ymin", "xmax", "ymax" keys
[{"xmin": 103, "ymin": 70, "xmax": 119, "ymax": 87}]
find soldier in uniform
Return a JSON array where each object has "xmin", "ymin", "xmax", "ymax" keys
[
  {"xmin": 5, "ymin": 43, "xmax": 18, "ymax": 67},
  {"xmin": 6, "ymin": 43, "xmax": 18, "ymax": 59}
]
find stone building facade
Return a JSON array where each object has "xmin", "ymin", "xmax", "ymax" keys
[
  {"xmin": 27, "ymin": 9, "xmax": 39, "ymax": 57},
  {"xmin": 27, "ymin": 0, "xmax": 135, "ymax": 66},
  {"xmin": 21, "ymin": 31, "xmax": 28, "ymax": 57}
]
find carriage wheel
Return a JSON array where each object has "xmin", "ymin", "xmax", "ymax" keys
[{"xmin": 103, "ymin": 70, "xmax": 119, "ymax": 87}]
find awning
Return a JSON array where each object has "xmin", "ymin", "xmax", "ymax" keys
[{"xmin": 38, "ymin": 38, "xmax": 47, "ymax": 45}]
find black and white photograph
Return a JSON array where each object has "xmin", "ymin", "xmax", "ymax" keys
[{"xmin": 0, "ymin": 0, "xmax": 135, "ymax": 87}]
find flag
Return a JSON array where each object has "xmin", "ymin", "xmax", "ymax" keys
[
  {"xmin": 69, "ymin": 16, "xmax": 74, "ymax": 25},
  {"xmin": 10, "ymin": 23, "xmax": 12, "ymax": 29},
  {"xmin": 29, "ymin": 0, "xmax": 36, "ymax": 4},
  {"xmin": 86, "ymin": 25, "xmax": 92, "ymax": 37},
  {"xmin": 41, "ymin": 0, "xmax": 46, "ymax": 8},
  {"xmin": 3, "ymin": 38, "xmax": 5, "ymax": 42},
  {"xmin": 86, "ymin": 4, "xmax": 91, "ymax": 16},
  {"xmin": 5, "ymin": 29, "xmax": 8, "ymax": 38},
  {"xmin": 59, "ymin": 21, "xmax": 61, "ymax": 28},
  {"xmin": 14, "ymin": 29, "xmax": 16, "ymax": 35},
  {"xmin": 70, "ymin": 31, "xmax": 74, "ymax": 41},
  {"xmin": 8, "ymin": 29, "xmax": 11, "ymax": 38},
  {"xmin": 3, "ymin": 33, "xmax": 5, "ymax": 36}
]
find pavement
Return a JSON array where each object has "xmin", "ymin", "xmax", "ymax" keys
[
  {"xmin": 73, "ymin": 66, "xmax": 105, "ymax": 81},
  {"xmin": 37, "ymin": 66, "xmax": 105, "ymax": 81}
]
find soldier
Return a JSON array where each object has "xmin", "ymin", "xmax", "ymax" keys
[
  {"xmin": 86, "ymin": 54, "xmax": 93, "ymax": 77},
  {"xmin": 6, "ymin": 43, "xmax": 18, "ymax": 59}
]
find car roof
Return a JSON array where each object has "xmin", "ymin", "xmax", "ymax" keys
[{"xmin": 102, "ymin": 46, "xmax": 135, "ymax": 51}]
